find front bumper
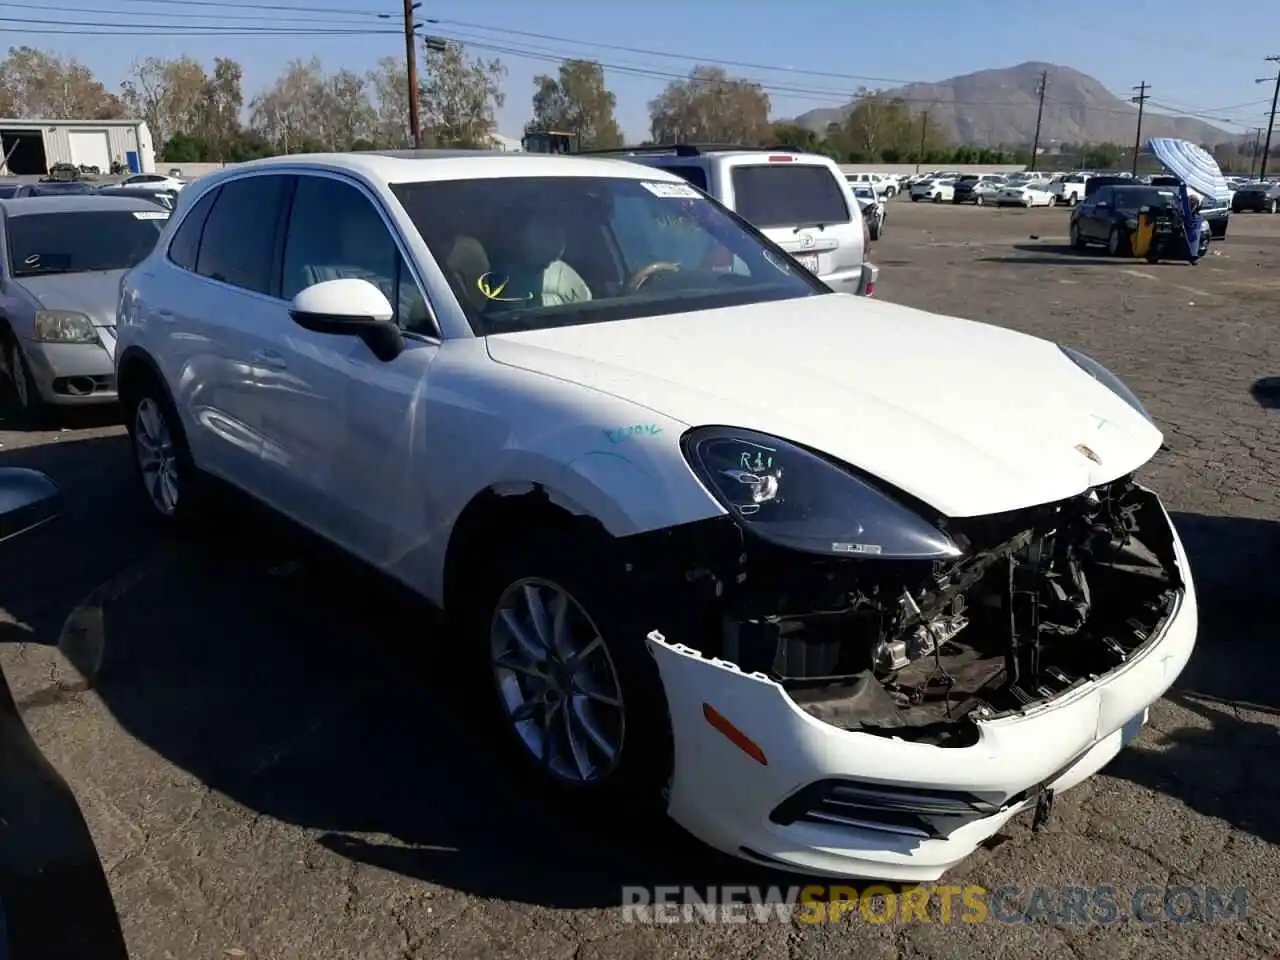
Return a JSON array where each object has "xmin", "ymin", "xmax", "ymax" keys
[
  {"xmin": 19, "ymin": 332, "xmax": 117, "ymax": 405},
  {"xmin": 645, "ymin": 490, "xmax": 1196, "ymax": 882}
]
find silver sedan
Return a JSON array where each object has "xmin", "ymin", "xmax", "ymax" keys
[{"xmin": 0, "ymin": 195, "xmax": 169, "ymax": 416}]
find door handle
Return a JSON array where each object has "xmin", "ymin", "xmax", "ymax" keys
[{"xmin": 251, "ymin": 348, "xmax": 287, "ymax": 369}]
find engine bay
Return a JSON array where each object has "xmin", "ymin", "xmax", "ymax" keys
[{"xmin": 623, "ymin": 475, "xmax": 1183, "ymax": 747}]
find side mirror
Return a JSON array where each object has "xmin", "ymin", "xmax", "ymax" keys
[
  {"xmin": 0, "ymin": 468, "xmax": 61, "ymax": 543},
  {"xmin": 289, "ymin": 278, "xmax": 405, "ymax": 363}
]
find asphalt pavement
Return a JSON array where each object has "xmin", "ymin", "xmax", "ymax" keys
[{"xmin": 2, "ymin": 199, "xmax": 1278, "ymax": 959}]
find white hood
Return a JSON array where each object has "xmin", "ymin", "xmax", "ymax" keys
[{"xmin": 485, "ymin": 294, "xmax": 1163, "ymax": 518}]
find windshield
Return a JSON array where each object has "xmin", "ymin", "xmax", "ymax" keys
[
  {"xmin": 729, "ymin": 164, "xmax": 850, "ymax": 228},
  {"xmin": 390, "ymin": 175, "xmax": 828, "ymax": 337},
  {"xmin": 7, "ymin": 210, "xmax": 168, "ymax": 277}
]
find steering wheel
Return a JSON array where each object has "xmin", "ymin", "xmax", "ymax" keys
[{"xmin": 627, "ymin": 260, "xmax": 681, "ymax": 292}]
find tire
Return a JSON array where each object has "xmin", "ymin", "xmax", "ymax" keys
[
  {"xmin": 1070, "ymin": 221, "xmax": 1085, "ymax": 251},
  {"xmin": 461, "ymin": 530, "xmax": 674, "ymax": 816},
  {"xmin": 932, "ymin": 193, "xmax": 942, "ymax": 203},
  {"xmin": 2, "ymin": 334, "xmax": 46, "ymax": 425},
  {"xmin": 976, "ymin": 195, "xmax": 985, "ymax": 206},
  {"xmin": 869, "ymin": 220, "xmax": 882, "ymax": 241},
  {"xmin": 123, "ymin": 373, "xmax": 209, "ymax": 529},
  {"xmin": 1108, "ymin": 226, "xmax": 1129, "ymax": 257},
  {"xmin": 1271, "ymin": 199, "xmax": 1277, "ymax": 214}
]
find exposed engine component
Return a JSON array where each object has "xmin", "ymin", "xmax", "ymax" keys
[
  {"xmin": 874, "ymin": 596, "xmax": 969, "ymax": 673},
  {"xmin": 625, "ymin": 475, "xmax": 1183, "ymax": 747}
]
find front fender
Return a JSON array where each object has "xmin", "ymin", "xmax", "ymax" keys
[{"xmin": 484, "ymin": 416, "xmax": 726, "ymax": 536}]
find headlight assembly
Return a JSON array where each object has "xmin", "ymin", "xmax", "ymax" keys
[
  {"xmin": 681, "ymin": 427, "xmax": 962, "ymax": 560},
  {"xmin": 1059, "ymin": 345, "xmax": 1152, "ymax": 422},
  {"xmin": 34, "ymin": 310, "xmax": 98, "ymax": 343}
]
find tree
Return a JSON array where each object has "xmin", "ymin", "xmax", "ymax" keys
[
  {"xmin": 839, "ymin": 92, "xmax": 913, "ymax": 160},
  {"xmin": 420, "ymin": 40, "xmax": 506, "ymax": 148},
  {"xmin": 197, "ymin": 58, "xmax": 245, "ymax": 160},
  {"xmin": 530, "ymin": 59, "xmax": 622, "ymax": 148},
  {"xmin": 120, "ymin": 56, "xmax": 210, "ymax": 151},
  {"xmin": 249, "ymin": 58, "xmax": 376, "ymax": 153},
  {"xmin": 0, "ymin": 46, "xmax": 125, "ymax": 119},
  {"xmin": 367, "ymin": 56, "xmax": 412, "ymax": 148},
  {"xmin": 648, "ymin": 66, "xmax": 771, "ymax": 145}
]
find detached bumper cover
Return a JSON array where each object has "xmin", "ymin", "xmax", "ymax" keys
[{"xmin": 645, "ymin": 489, "xmax": 1196, "ymax": 882}]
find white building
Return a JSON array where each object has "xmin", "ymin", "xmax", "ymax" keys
[{"xmin": 0, "ymin": 118, "xmax": 156, "ymax": 176}]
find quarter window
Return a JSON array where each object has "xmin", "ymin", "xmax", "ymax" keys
[
  {"xmin": 195, "ymin": 175, "xmax": 290, "ymax": 294},
  {"xmin": 281, "ymin": 175, "xmax": 432, "ymax": 334},
  {"xmin": 167, "ymin": 186, "xmax": 221, "ymax": 271}
]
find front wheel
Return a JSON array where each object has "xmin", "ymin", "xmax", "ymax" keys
[
  {"xmin": 932, "ymin": 193, "xmax": 942, "ymax": 203},
  {"xmin": 3, "ymin": 336, "xmax": 44, "ymax": 422},
  {"xmin": 976, "ymin": 195, "xmax": 985, "ymax": 206},
  {"xmin": 1070, "ymin": 221, "xmax": 1085, "ymax": 250},
  {"xmin": 464, "ymin": 531, "xmax": 674, "ymax": 812},
  {"xmin": 1271, "ymin": 200, "xmax": 1277, "ymax": 214}
]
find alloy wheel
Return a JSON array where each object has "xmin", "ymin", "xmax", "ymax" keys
[
  {"xmin": 489, "ymin": 578, "xmax": 625, "ymax": 784},
  {"xmin": 134, "ymin": 397, "xmax": 179, "ymax": 515}
]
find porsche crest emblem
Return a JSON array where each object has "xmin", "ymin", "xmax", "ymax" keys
[{"xmin": 1075, "ymin": 444, "xmax": 1102, "ymax": 465}]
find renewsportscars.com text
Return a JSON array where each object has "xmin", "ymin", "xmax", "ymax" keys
[{"xmin": 620, "ymin": 884, "xmax": 1249, "ymax": 925}]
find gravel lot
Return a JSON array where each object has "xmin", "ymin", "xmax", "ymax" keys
[{"xmin": 2, "ymin": 199, "xmax": 1279, "ymax": 960}]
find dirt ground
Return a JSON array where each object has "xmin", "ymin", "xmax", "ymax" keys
[{"xmin": 1, "ymin": 199, "xmax": 1278, "ymax": 959}]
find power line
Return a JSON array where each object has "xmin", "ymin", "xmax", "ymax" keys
[
  {"xmin": 1130, "ymin": 81, "xmax": 1149, "ymax": 175},
  {"xmin": 0, "ymin": 1, "xmax": 386, "ymax": 24},
  {"xmin": 0, "ymin": 14, "xmax": 394, "ymax": 33}
]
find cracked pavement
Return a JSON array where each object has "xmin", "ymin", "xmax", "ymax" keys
[{"xmin": 1, "ymin": 200, "xmax": 1278, "ymax": 959}]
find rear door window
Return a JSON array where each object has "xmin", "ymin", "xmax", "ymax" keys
[
  {"xmin": 730, "ymin": 163, "xmax": 850, "ymax": 228},
  {"xmin": 195, "ymin": 174, "xmax": 290, "ymax": 295}
]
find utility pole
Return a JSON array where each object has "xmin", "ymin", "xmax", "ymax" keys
[
  {"xmin": 1029, "ymin": 69, "xmax": 1048, "ymax": 172},
  {"xmin": 915, "ymin": 110, "xmax": 929, "ymax": 173},
  {"xmin": 1130, "ymin": 82, "xmax": 1149, "ymax": 176},
  {"xmin": 403, "ymin": 0, "xmax": 422, "ymax": 147},
  {"xmin": 1257, "ymin": 56, "xmax": 1280, "ymax": 180},
  {"xmin": 1251, "ymin": 127, "xmax": 1263, "ymax": 175}
]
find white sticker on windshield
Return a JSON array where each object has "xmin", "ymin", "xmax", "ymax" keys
[
  {"xmin": 640, "ymin": 181, "xmax": 703, "ymax": 199},
  {"xmin": 132, "ymin": 210, "xmax": 168, "ymax": 220}
]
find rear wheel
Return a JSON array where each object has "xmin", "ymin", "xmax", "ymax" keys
[
  {"xmin": 932, "ymin": 193, "xmax": 942, "ymax": 203},
  {"xmin": 1270, "ymin": 199, "xmax": 1277, "ymax": 214},
  {"xmin": 976, "ymin": 195, "xmax": 985, "ymax": 206},
  {"xmin": 1108, "ymin": 226, "xmax": 1130, "ymax": 257},
  {"xmin": 124, "ymin": 374, "xmax": 209, "ymax": 528},
  {"xmin": 1070, "ymin": 221, "xmax": 1085, "ymax": 250}
]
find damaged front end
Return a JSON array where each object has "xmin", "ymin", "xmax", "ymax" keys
[{"xmin": 620, "ymin": 428, "xmax": 1185, "ymax": 746}]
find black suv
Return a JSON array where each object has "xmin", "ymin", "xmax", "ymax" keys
[
  {"xmin": 951, "ymin": 175, "xmax": 992, "ymax": 204},
  {"xmin": 1231, "ymin": 180, "xmax": 1280, "ymax": 214}
]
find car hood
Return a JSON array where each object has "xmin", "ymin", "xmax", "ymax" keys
[
  {"xmin": 15, "ymin": 272, "xmax": 124, "ymax": 326},
  {"xmin": 485, "ymin": 295, "xmax": 1164, "ymax": 518}
]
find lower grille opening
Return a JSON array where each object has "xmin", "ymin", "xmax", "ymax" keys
[{"xmin": 770, "ymin": 780, "xmax": 1009, "ymax": 840}]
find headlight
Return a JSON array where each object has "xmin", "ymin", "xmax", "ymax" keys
[
  {"xmin": 1125, "ymin": 218, "xmax": 1138, "ymax": 229},
  {"xmin": 681, "ymin": 427, "xmax": 962, "ymax": 560},
  {"xmin": 1059, "ymin": 345, "xmax": 1151, "ymax": 422},
  {"xmin": 34, "ymin": 310, "xmax": 98, "ymax": 343}
]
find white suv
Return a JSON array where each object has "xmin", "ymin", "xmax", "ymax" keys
[
  {"xmin": 112, "ymin": 150, "xmax": 1195, "ymax": 884},
  {"xmin": 585, "ymin": 145, "xmax": 876, "ymax": 296}
]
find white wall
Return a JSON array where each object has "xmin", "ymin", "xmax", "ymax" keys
[{"xmin": 839, "ymin": 163, "xmax": 1030, "ymax": 176}]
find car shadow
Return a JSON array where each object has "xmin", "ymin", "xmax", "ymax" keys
[
  {"xmin": 4, "ymin": 435, "xmax": 1277, "ymax": 905},
  {"xmin": 975, "ymin": 243, "xmax": 1123, "ymax": 267},
  {"xmin": 1102, "ymin": 511, "xmax": 1280, "ymax": 846},
  {"xmin": 0, "ymin": 435, "xmax": 819, "ymax": 909},
  {"xmin": 1249, "ymin": 376, "xmax": 1280, "ymax": 409},
  {"xmin": 0, "ymin": 394, "xmax": 122, "ymax": 434}
]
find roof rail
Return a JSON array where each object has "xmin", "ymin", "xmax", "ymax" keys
[{"xmin": 575, "ymin": 143, "xmax": 802, "ymax": 157}]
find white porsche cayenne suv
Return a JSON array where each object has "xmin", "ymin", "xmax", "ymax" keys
[{"xmin": 114, "ymin": 151, "xmax": 1197, "ymax": 881}]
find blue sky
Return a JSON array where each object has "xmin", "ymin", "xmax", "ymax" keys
[{"xmin": 5, "ymin": 0, "xmax": 1278, "ymax": 141}]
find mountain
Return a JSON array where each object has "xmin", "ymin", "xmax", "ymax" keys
[{"xmin": 792, "ymin": 62, "xmax": 1237, "ymax": 147}]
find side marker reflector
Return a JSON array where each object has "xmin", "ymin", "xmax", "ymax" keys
[{"xmin": 702, "ymin": 703, "xmax": 768, "ymax": 765}]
